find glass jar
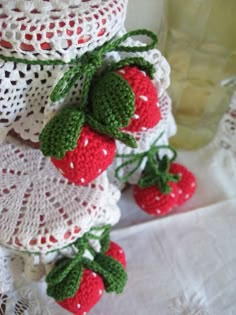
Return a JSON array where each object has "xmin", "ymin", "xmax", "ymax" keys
[{"xmin": 162, "ymin": 0, "xmax": 236, "ymax": 149}]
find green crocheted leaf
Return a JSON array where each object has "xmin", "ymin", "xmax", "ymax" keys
[
  {"xmin": 94, "ymin": 254, "xmax": 128, "ymax": 293},
  {"xmin": 39, "ymin": 107, "xmax": 85, "ymax": 159},
  {"xmin": 86, "ymin": 115, "xmax": 137, "ymax": 148},
  {"xmin": 91, "ymin": 72, "xmax": 135, "ymax": 129},
  {"xmin": 46, "ymin": 257, "xmax": 79, "ymax": 287},
  {"xmin": 47, "ymin": 264, "xmax": 83, "ymax": 301}
]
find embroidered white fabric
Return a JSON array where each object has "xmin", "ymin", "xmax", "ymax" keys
[
  {"xmin": 0, "ymin": 40, "xmax": 171, "ymax": 144},
  {"xmin": 0, "ymin": 136, "xmax": 121, "ymax": 254},
  {"xmin": 0, "ymin": 0, "xmax": 128, "ymax": 62},
  {"xmin": 107, "ymin": 91, "xmax": 177, "ymax": 189}
]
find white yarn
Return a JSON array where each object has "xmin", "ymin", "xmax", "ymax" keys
[
  {"xmin": 0, "ymin": 136, "xmax": 121, "ymax": 253},
  {"xmin": 0, "ymin": 0, "xmax": 128, "ymax": 61}
]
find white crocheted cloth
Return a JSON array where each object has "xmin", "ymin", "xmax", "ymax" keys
[
  {"xmin": 0, "ymin": 136, "xmax": 121, "ymax": 254},
  {"xmin": 0, "ymin": 0, "xmax": 128, "ymax": 61},
  {"xmin": 0, "ymin": 38, "xmax": 170, "ymax": 143},
  {"xmin": 108, "ymin": 91, "xmax": 177, "ymax": 189}
]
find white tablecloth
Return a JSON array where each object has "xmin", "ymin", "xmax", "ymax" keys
[{"xmin": 89, "ymin": 94, "xmax": 236, "ymax": 315}]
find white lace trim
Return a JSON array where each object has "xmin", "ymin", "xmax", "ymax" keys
[{"xmin": 0, "ymin": 0, "xmax": 127, "ymax": 61}]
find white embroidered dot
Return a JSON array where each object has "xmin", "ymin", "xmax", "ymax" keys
[
  {"xmin": 133, "ymin": 114, "xmax": 140, "ymax": 119},
  {"xmin": 141, "ymin": 70, "xmax": 147, "ymax": 76},
  {"xmin": 77, "ymin": 304, "xmax": 81, "ymax": 309},
  {"xmin": 102, "ymin": 149, "xmax": 108, "ymax": 156},
  {"xmin": 178, "ymin": 189, "xmax": 183, "ymax": 194},
  {"xmin": 98, "ymin": 169, "xmax": 102, "ymax": 174},
  {"xmin": 84, "ymin": 139, "xmax": 89, "ymax": 147},
  {"xmin": 191, "ymin": 182, "xmax": 196, "ymax": 187},
  {"xmin": 92, "ymin": 272, "xmax": 97, "ymax": 277},
  {"xmin": 58, "ymin": 168, "xmax": 64, "ymax": 175},
  {"xmin": 156, "ymin": 209, "xmax": 161, "ymax": 214},
  {"xmin": 141, "ymin": 127, "xmax": 147, "ymax": 131},
  {"xmin": 83, "ymin": 312, "xmax": 87, "ymax": 315},
  {"xmin": 155, "ymin": 196, "xmax": 160, "ymax": 201},
  {"xmin": 139, "ymin": 95, "xmax": 148, "ymax": 102},
  {"xmin": 118, "ymin": 69, "xmax": 126, "ymax": 74},
  {"xmin": 141, "ymin": 204, "xmax": 145, "ymax": 209},
  {"xmin": 119, "ymin": 249, "xmax": 123, "ymax": 254},
  {"xmin": 80, "ymin": 178, "xmax": 85, "ymax": 183},
  {"xmin": 185, "ymin": 194, "xmax": 190, "ymax": 199},
  {"xmin": 70, "ymin": 162, "xmax": 74, "ymax": 169},
  {"xmin": 99, "ymin": 289, "xmax": 103, "ymax": 295},
  {"xmin": 170, "ymin": 193, "xmax": 175, "ymax": 198},
  {"xmin": 156, "ymin": 102, "xmax": 160, "ymax": 107}
]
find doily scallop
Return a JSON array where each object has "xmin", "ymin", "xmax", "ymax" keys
[
  {"xmin": 0, "ymin": 136, "xmax": 121, "ymax": 254},
  {"xmin": 0, "ymin": 0, "xmax": 127, "ymax": 62},
  {"xmin": 107, "ymin": 91, "xmax": 177, "ymax": 189}
]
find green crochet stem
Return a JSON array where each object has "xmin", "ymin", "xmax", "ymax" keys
[
  {"xmin": 46, "ymin": 225, "xmax": 127, "ymax": 301},
  {"xmin": 115, "ymin": 133, "xmax": 180, "ymax": 194}
]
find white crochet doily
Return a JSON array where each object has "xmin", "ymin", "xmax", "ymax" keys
[
  {"xmin": 108, "ymin": 91, "xmax": 177, "ymax": 189},
  {"xmin": 0, "ymin": 136, "xmax": 121, "ymax": 254},
  {"xmin": 0, "ymin": 0, "xmax": 127, "ymax": 61},
  {"xmin": 0, "ymin": 37, "xmax": 170, "ymax": 144}
]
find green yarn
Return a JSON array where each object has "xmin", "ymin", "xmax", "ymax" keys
[
  {"xmin": 46, "ymin": 225, "xmax": 127, "ymax": 301},
  {"xmin": 47, "ymin": 264, "xmax": 83, "ymax": 301},
  {"xmin": 115, "ymin": 133, "xmax": 180, "ymax": 194},
  {"xmin": 91, "ymin": 72, "xmax": 135, "ymax": 128},
  {"xmin": 39, "ymin": 107, "xmax": 85, "ymax": 159}
]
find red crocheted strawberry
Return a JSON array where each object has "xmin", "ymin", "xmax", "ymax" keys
[
  {"xmin": 57, "ymin": 269, "xmax": 104, "ymax": 315},
  {"xmin": 91, "ymin": 66, "xmax": 161, "ymax": 134},
  {"xmin": 51, "ymin": 124, "xmax": 116, "ymax": 186},
  {"xmin": 117, "ymin": 66, "xmax": 161, "ymax": 132},
  {"xmin": 56, "ymin": 241, "xmax": 126, "ymax": 315},
  {"xmin": 134, "ymin": 182, "xmax": 178, "ymax": 216},
  {"xmin": 170, "ymin": 163, "xmax": 196, "ymax": 206}
]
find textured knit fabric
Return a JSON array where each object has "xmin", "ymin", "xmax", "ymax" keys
[
  {"xmin": 51, "ymin": 125, "xmax": 116, "ymax": 186},
  {"xmin": 117, "ymin": 66, "xmax": 161, "ymax": 132},
  {"xmin": 133, "ymin": 182, "xmax": 178, "ymax": 216},
  {"xmin": 170, "ymin": 163, "xmax": 197, "ymax": 206},
  {"xmin": 105, "ymin": 241, "xmax": 127, "ymax": 269},
  {"xmin": 57, "ymin": 269, "xmax": 104, "ymax": 315}
]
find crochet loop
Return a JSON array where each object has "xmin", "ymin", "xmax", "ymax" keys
[{"xmin": 115, "ymin": 133, "xmax": 180, "ymax": 194}]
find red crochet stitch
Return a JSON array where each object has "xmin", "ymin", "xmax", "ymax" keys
[
  {"xmin": 170, "ymin": 163, "xmax": 196, "ymax": 206},
  {"xmin": 116, "ymin": 66, "xmax": 161, "ymax": 132},
  {"xmin": 57, "ymin": 269, "xmax": 104, "ymax": 315},
  {"xmin": 57, "ymin": 241, "xmax": 126, "ymax": 315},
  {"xmin": 51, "ymin": 125, "xmax": 116, "ymax": 186},
  {"xmin": 133, "ymin": 182, "xmax": 178, "ymax": 216},
  {"xmin": 105, "ymin": 241, "xmax": 127, "ymax": 268}
]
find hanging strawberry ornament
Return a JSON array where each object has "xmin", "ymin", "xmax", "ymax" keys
[
  {"xmin": 46, "ymin": 226, "xmax": 127, "ymax": 315},
  {"xmin": 115, "ymin": 133, "xmax": 197, "ymax": 216},
  {"xmin": 39, "ymin": 29, "xmax": 160, "ymax": 186}
]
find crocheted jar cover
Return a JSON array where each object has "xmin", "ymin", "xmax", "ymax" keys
[
  {"xmin": 0, "ymin": 0, "xmax": 127, "ymax": 62},
  {"xmin": 0, "ymin": 39, "xmax": 170, "ymax": 144},
  {"xmin": 0, "ymin": 136, "xmax": 121, "ymax": 253},
  {"xmin": 108, "ymin": 91, "xmax": 177, "ymax": 189}
]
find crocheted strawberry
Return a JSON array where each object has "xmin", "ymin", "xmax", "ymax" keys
[
  {"xmin": 134, "ymin": 182, "xmax": 178, "ymax": 216},
  {"xmin": 170, "ymin": 163, "xmax": 196, "ymax": 206},
  {"xmin": 51, "ymin": 124, "xmax": 116, "ymax": 186},
  {"xmin": 117, "ymin": 66, "xmax": 161, "ymax": 132},
  {"xmin": 91, "ymin": 65, "xmax": 161, "ymax": 133},
  {"xmin": 55, "ymin": 241, "xmax": 126, "ymax": 315},
  {"xmin": 57, "ymin": 269, "xmax": 104, "ymax": 315}
]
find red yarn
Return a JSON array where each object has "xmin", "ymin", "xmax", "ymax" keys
[
  {"xmin": 133, "ymin": 182, "xmax": 178, "ymax": 216},
  {"xmin": 105, "ymin": 241, "xmax": 126, "ymax": 268},
  {"xmin": 170, "ymin": 163, "xmax": 196, "ymax": 206},
  {"xmin": 57, "ymin": 269, "xmax": 104, "ymax": 315},
  {"xmin": 116, "ymin": 66, "xmax": 161, "ymax": 132},
  {"xmin": 51, "ymin": 125, "xmax": 116, "ymax": 186}
]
